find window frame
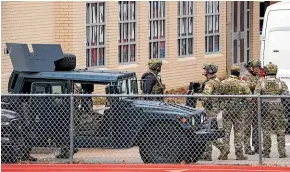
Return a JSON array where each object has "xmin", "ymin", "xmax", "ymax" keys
[
  {"xmin": 118, "ymin": 1, "xmax": 138, "ymax": 65},
  {"xmin": 177, "ymin": 1, "xmax": 194, "ymax": 58},
  {"xmin": 205, "ymin": 1, "xmax": 221, "ymax": 54},
  {"xmin": 86, "ymin": 2, "xmax": 107, "ymax": 67},
  {"xmin": 149, "ymin": 1, "xmax": 166, "ymax": 60}
]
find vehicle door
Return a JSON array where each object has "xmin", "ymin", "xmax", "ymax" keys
[{"xmin": 28, "ymin": 81, "xmax": 69, "ymax": 147}]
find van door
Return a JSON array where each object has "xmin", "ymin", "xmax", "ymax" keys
[{"xmin": 265, "ymin": 29, "xmax": 290, "ymax": 87}]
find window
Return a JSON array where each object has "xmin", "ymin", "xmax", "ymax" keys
[
  {"xmin": 149, "ymin": 1, "xmax": 166, "ymax": 59},
  {"xmin": 118, "ymin": 1, "xmax": 137, "ymax": 64},
  {"xmin": 205, "ymin": 1, "xmax": 220, "ymax": 53},
  {"xmin": 86, "ymin": 2, "xmax": 106, "ymax": 67},
  {"xmin": 178, "ymin": 1, "xmax": 194, "ymax": 57},
  {"xmin": 52, "ymin": 86, "xmax": 62, "ymax": 94}
]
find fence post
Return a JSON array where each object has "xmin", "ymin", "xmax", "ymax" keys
[
  {"xmin": 69, "ymin": 93, "xmax": 74, "ymax": 164},
  {"xmin": 257, "ymin": 96, "xmax": 263, "ymax": 165}
]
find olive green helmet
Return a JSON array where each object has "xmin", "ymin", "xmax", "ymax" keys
[
  {"xmin": 264, "ymin": 62, "xmax": 278, "ymax": 75},
  {"xmin": 244, "ymin": 59, "xmax": 261, "ymax": 69},
  {"xmin": 148, "ymin": 59, "xmax": 162, "ymax": 70},
  {"xmin": 203, "ymin": 63, "xmax": 218, "ymax": 74}
]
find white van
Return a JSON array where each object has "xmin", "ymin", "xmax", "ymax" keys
[
  {"xmin": 260, "ymin": 2, "xmax": 290, "ymax": 88},
  {"xmin": 260, "ymin": 2, "xmax": 290, "ymax": 134}
]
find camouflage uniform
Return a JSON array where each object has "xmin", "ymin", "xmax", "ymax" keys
[
  {"xmin": 254, "ymin": 62, "xmax": 289, "ymax": 158},
  {"xmin": 240, "ymin": 59, "xmax": 261, "ymax": 154},
  {"xmin": 141, "ymin": 59, "xmax": 165, "ymax": 100},
  {"xmin": 219, "ymin": 65, "xmax": 251, "ymax": 160},
  {"xmin": 200, "ymin": 63, "xmax": 224, "ymax": 161}
]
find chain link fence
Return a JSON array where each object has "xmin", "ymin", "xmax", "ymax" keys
[{"xmin": 1, "ymin": 94, "xmax": 290, "ymax": 166}]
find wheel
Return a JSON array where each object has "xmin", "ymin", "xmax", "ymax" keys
[
  {"xmin": 54, "ymin": 53, "xmax": 76, "ymax": 71},
  {"xmin": 139, "ymin": 121, "xmax": 186, "ymax": 164}
]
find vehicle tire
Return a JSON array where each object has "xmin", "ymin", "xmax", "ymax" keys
[
  {"xmin": 54, "ymin": 53, "xmax": 76, "ymax": 71},
  {"xmin": 139, "ymin": 121, "xmax": 186, "ymax": 164}
]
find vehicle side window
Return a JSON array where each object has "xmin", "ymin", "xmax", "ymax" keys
[
  {"xmin": 32, "ymin": 84, "xmax": 50, "ymax": 94},
  {"xmin": 117, "ymin": 80, "xmax": 128, "ymax": 94},
  {"xmin": 35, "ymin": 85, "xmax": 47, "ymax": 93},
  {"xmin": 52, "ymin": 85, "xmax": 62, "ymax": 94},
  {"xmin": 31, "ymin": 82, "xmax": 65, "ymax": 94}
]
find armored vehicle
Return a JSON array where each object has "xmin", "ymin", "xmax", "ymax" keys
[{"xmin": 1, "ymin": 43, "xmax": 224, "ymax": 164}]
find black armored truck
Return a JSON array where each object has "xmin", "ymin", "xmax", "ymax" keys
[{"xmin": 1, "ymin": 43, "xmax": 224, "ymax": 164}]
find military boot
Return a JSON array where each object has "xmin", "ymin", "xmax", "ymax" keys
[
  {"xmin": 244, "ymin": 147, "xmax": 255, "ymax": 155},
  {"xmin": 279, "ymin": 152, "xmax": 287, "ymax": 158},
  {"xmin": 218, "ymin": 149, "xmax": 230, "ymax": 160},
  {"xmin": 263, "ymin": 152, "xmax": 270, "ymax": 158},
  {"xmin": 236, "ymin": 150, "xmax": 248, "ymax": 160}
]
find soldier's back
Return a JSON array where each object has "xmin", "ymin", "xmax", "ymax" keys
[
  {"xmin": 259, "ymin": 77, "xmax": 286, "ymax": 95},
  {"xmin": 222, "ymin": 76, "xmax": 246, "ymax": 95},
  {"xmin": 204, "ymin": 77, "xmax": 221, "ymax": 95}
]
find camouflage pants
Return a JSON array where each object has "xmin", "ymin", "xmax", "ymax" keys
[
  {"xmin": 262, "ymin": 103, "xmax": 287, "ymax": 155},
  {"xmin": 243, "ymin": 102, "xmax": 259, "ymax": 151},
  {"xmin": 222, "ymin": 108, "xmax": 245, "ymax": 157},
  {"xmin": 203, "ymin": 108, "xmax": 224, "ymax": 157}
]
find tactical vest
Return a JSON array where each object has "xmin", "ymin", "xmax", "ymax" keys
[
  {"xmin": 150, "ymin": 72, "xmax": 164, "ymax": 94},
  {"xmin": 260, "ymin": 78, "xmax": 282, "ymax": 103}
]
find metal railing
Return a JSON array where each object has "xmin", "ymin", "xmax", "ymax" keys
[{"xmin": 1, "ymin": 94, "xmax": 290, "ymax": 166}]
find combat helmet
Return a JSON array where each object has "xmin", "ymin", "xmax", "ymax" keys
[
  {"xmin": 203, "ymin": 63, "xmax": 218, "ymax": 74},
  {"xmin": 231, "ymin": 64, "xmax": 240, "ymax": 72},
  {"xmin": 263, "ymin": 62, "xmax": 278, "ymax": 75},
  {"xmin": 148, "ymin": 59, "xmax": 162, "ymax": 71},
  {"xmin": 244, "ymin": 59, "xmax": 261, "ymax": 69}
]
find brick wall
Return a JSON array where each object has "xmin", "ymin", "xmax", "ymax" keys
[
  {"xmin": 251, "ymin": 1, "xmax": 260, "ymax": 60},
  {"xmin": 103, "ymin": 1, "xmax": 228, "ymax": 90},
  {"xmin": 1, "ymin": 2, "xmax": 55, "ymax": 93},
  {"xmin": 53, "ymin": 1, "xmax": 86, "ymax": 68},
  {"xmin": 1, "ymin": 1, "xmax": 260, "ymax": 94}
]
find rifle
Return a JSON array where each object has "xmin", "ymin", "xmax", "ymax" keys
[{"xmin": 185, "ymin": 82, "xmax": 202, "ymax": 108}]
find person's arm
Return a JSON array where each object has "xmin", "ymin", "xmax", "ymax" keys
[{"xmin": 142, "ymin": 75, "xmax": 156, "ymax": 94}]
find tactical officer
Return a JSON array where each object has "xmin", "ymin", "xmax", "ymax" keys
[
  {"xmin": 240, "ymin": 59, "xmax": 261, "ymax": 155},
  {"xmin": 254, "ymin": 62, "xmax": 289, "ymax": 158},
  {"xmin": 141, "ymin": 59, "xmax": 165, "ymax": 100},
  {"xmin": 199, "ymin": 63, "xmax": 224, "ymax": 161},
  {"xmin": 219, "ymin": 64, "xmax": 251, "ymax": 160}
]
